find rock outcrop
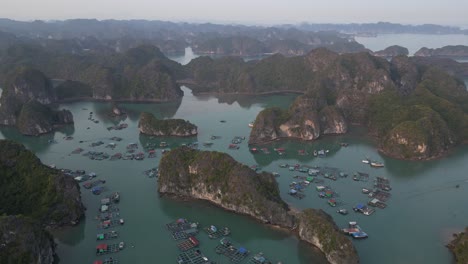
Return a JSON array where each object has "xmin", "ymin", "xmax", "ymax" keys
[
  {"xmin": 0, "ymin": 67, "xmax": 74, "ymax": 135},
  {"xmin": 374, "ymin": 45, "xmax": 409, "ymax": 57},
  {"xmin": 243, "ymin": 49, "xmax": 467, "ymax": 160},
  {"xmin": 298, "ymin": 209, "xmax": 359, "ymax": 264},
  {"xmin": 158, "ymin": 147, "xmax": 359, "ymax": 263},
  {"xmin": 138, "ymin": 112, "xmax": 197, "ymax": 137},
  {"xmin": 0, "ymin": 140, "xmax": 84, "ymax": 226},
  {"xmin": 0, "ymin": 216, "xmax": 55, "ymax": 264},
  {"xmin": 415, "ymin": 45, "xmax": 468, "ymax": 58},
  {"xmin": 158, "ymin": 147, "xmax": 294, "ymax": 227},
  {"xmin": 447, "ymin": 227, "xmax": 468, "ymax": 264},
  {"xmin": 249, "ymin": 95, "xmax": 347, "ymax": 144}
]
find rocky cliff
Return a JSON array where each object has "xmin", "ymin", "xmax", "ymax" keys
[
  {"xmin": 158, "ymin": 147, "xmax": 359, "ymax": 263},
  {"xmin": 0, "ymin": 140, "xmax": 84, "ymax": 226},
  {"xmin": 373, "ymin": 45, "xmax": 409, "ymax": 57},
  {"xmin": 138, "ymin": 112, "xmax": 197, "ymax": 137},
  {"xmin": 0, "ymin": 44, "xmax": 185, "ymax": 102},
  {"xmin": 0, "ymin": 216, "xmax": 55, "ymax": 264},
  {"xmin": 245, "ymin": 49, "xmax": 467, "ymax": 160},
  {"xmin": 158, "ymin": 147, "xmax": 294, "ymax": 227},
  {"xmin": 447, "ymin": 227, "xmax": 468, "ymax": 264},
  {"xmin": 415, "ymin": 45, "xmax": 468, "ymax": 58},
  {"xmin": 298, "ymin": 209, "xmax": 359, "ymax": 264},
  {"xmin": 249, "ymin": 95, "xmax": 347, "ymax": 144},
  {"xmin": 0, "ymin": 67, "xmax": 74, "ymax": 135}
]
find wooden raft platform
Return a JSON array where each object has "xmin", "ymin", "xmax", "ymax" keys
[
  {"xmin": 177, "ymin": 249, "xmax": 210, "ymax": 264},
  {"xmin": 215, "ymin": 238, "xmax": 249, "ymax": 263},
  {"xmin": 203, "ymin": 226, "xmax": 231, "ymax": 239}
]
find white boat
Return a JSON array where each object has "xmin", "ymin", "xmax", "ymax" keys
[
  {"xmin": 362, "ymin": 159, "xmax": 370, "ymax": 164},
  {"xmin": 370, "ymin": 162, "xmax": 384, "ymax": 168},
  {"xmin": 248, "ymin": 122, "xmax": 254, "ymax": 128}
]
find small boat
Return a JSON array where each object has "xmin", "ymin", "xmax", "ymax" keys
[
  {"xmin": 370, "ymin": 162, "xmax": 384, "ymax": 168},
  {"xmin": 337, "ymin": 209, "xmax": 348, "ymax": 215},
  {"xmin": 248, "ymin": 122, "xmax": 254, "ymax": 128},
  {"xmin": 119, "ymin": 219, "xmax": 124, "ymax": 225},
  {"xmin": 250, "ymin": 148, "xmax": 258, "ymax": 153},
  {"xmin": 159, "ymin": 142, "xmax": 168, "ymax": 148},
  {"xmin": 362, "ymin": 159, "xmax": 370, "ymax": 164},
  {"xmin": 362, "ymin": 188, "xmax": 370, "ymax": 194},
  {"xmin": 220, "ymin": 120, "xmax": 226, "ymax": 123},
  {"xmin": 118, "ymin": 242, "xmax": 125, "ymax": 250}
]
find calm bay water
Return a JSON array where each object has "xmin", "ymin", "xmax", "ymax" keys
[
  {"xmin": 355, "ymin": 34, "xmax": 468, "ymax": 55},
  {"xmin": 1, "ymin": 87, "xmax": 467, "ymax": 264},
  {"xmin": 1, "ymin": 47, "xmax": 468, "ymax": 263}
]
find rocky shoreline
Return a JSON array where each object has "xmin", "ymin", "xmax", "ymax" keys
[{"xmin": 158, "ymin": 147, "xmax": 359, "ymax": 264}]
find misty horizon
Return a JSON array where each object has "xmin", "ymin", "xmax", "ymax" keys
[{"xmin": 2, "ymin": 0, "xmax": 468, "ymax": 28}]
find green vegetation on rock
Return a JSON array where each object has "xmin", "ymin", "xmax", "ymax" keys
[
  {"xmin": 158, "ymin": 147, "xmax": 358, "ymax": 263},
  {"xmin": 448, "ymin": 227, "xmax": 468, "ymax": 264},
  {"xmin": 0, "ymin": 215, "xmax": 55, "ymax": 264},
  {"xmin": 0, "ymin": 140, "xmax": 84, "ymax": 226},
  {"xmin": 298, "ymin": 209, "xmax": 358, "ymax": 264},
  {"xmin": 138, "ymin": 112, "xmax": 197, "ymax": 137}
]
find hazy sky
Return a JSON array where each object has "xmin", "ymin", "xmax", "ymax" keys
[{"xmin": 2, "ymin": 0, "xmax": 468, "ymax": 26}]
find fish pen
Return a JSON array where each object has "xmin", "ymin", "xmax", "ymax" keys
[
  {"xmin": 95, "ymin": 243, "xmax": 121, "ymax": 255},
  {"xmin": 203, "ymin": 225, "xmax": 231, "ymax": 239},
  {"xmin": 215, "ymin": 238, "xmax": 250, "ymax": 263},
  {"xmin": 94, "ymin": 257, "xmax": 119, "ymax": 264},
  {"xmin": 172, "ymin": 227, "xmax": 199, "ymax": 241},
  {"xmin": 248, "ymin": 252, "xmax": 276, "ymax": 264},
  {"xmin": 167, "ymin": 219, "xmax": 199, "ymax": 232},
  {"xmin": 370, "ymin": 190, "xmax": 391, "ymax": 202},
  {"xmin": 177, "ymin": 237, "xmax": 200, "ymax": 251},
  {"xmin": 353, "ymin": 172, "xmax": 370, "ymax": 182},
  {"xmin": 177, "ymin": 249, "xmax": 210, "ymax": 264},
  {"xmin": 97, "ymin": 231, "xmax": 119, "ymax": 240},
  {"xmin": 374, "ymin": 177, "xmax": 392, "ymax": 191}
]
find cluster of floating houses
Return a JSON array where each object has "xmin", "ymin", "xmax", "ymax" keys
[
  {"xmin": 70, "ymin": 139, "xmax": 171, "ymax": 161},
  {"xmin": 272, "ymin": 158, "xmax": 392, "ymax": 239},
  {"xmin": 250, "ymin": 147, "xmax": 332, "ymax": 157},
  {"xmin": 93, "ymin": 179, "xmax": 124, "ymax": 264},
  {"xmin": 165, "ymin": 218, "xmax": 279, "ymax": 264},
  {"xmin": 228, "ymin": 136, "xmax": 246, "ymax": 150}
]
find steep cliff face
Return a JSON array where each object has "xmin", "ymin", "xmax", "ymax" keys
[
  {"xmin": 298, "ymin": 209, "xmax": 359, "ymax": 264},
  {"xmin": 447, "ymin": 227, "xmax": 468, "ymax": 264},
  {"xmin": 381, "ymin": 107, "xmax": 454, "ymax": 160},
  {"xmin": 3, "ymin": 67, "xmax": 56, "ymax": 104},
  {"xmin": 158, "ymin": 148, "xmax": 359, "ymax": 263},
  {"xmin": 319, "ymin": 106, "xmax": 348, "ymax": 135},
  {"xmin": 0, "ymin": 216, "xmax": 55, "ymax": 264},
  {"xmin": 248, "ymin": 107, "xmax": 321, "ymax": 144},
  {"xmin": 16, "ymin": 100, "xmax": 73, "ymax": 136},
  {"xmin": 249, "ymin": 95, "xmax": 347, "ymax": 144},
  {"xmin": 1, "ymin": 44, "xmax": 185, "ymax": 102},
  {"xmin": 158, "ymin": 147, "xmax": 295, "ymax": 227},
  {"xmin": 0, "ymin": 67, "xmax": 74, "ymax": 135},
  {"xmin": 390, "ymin": 56, "xmax": 420, "ymax": 95},
  {"xmin": 138, "ymin": 112, "xmax": 197, "ymax": 137},
  {"xmin": 0, "ymin": 140, "xmax": 84, "ymax": 227}
]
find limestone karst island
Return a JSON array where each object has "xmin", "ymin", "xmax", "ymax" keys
[{"xmin": 0, "ymin": 2, "xmax": 468, "ymax": 264}]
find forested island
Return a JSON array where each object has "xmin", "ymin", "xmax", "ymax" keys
[
  {"xmin": 158, "ymin": 147, "xmax": 359, "ymax": 264},
  {"xmin": 138, "ymin": 112, "xmax": 198, "ymax": 137},
  {"xmin": 0, "ymin": 140, "xmax": 84, "ymax": 263}
]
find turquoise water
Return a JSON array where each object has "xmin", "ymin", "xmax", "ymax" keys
[
  {"xmin": 355, "ymin": 34, "xmax": 468, "ymax": 55},
  {"xmin": 1, "ymin": 87, "xmax": 467, "ymax": 263}
]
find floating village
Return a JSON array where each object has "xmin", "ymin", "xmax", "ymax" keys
[{"xmin": 51, "ymin": 112, "xmax": 395, "ymax": 263}]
